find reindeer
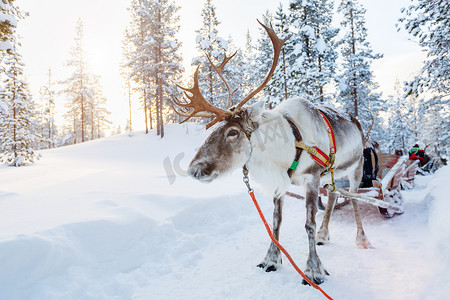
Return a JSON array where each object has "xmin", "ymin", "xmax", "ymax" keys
[{"xmin": 173, "ymin": 21, "xmax": 372, "ymax": 285}]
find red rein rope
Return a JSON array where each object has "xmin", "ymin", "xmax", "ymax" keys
[{"xmin": 248, "ymin": 190, "xmax": 334, "ymax": 300}]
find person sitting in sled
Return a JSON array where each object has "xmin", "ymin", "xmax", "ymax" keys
[
  {"xmin": 360, "ymin": 144, "xmax": 379, "ymax": 188},
  {"xmin": 409, "ymin": 144, "xmax": 426, "ymax": 166}
]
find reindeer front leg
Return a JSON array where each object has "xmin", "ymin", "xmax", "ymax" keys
[
  {"xmin": 304, "ymin": 180, "xmax": 329, "ymax": 285},
  {"xmin": 258, "ymin": 194, "xmax": 284, "ymax": 272}
]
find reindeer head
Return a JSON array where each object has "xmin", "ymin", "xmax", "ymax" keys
[{"xmin": 173, "ymin": 21, "xmax": 289, "ymax": 182}]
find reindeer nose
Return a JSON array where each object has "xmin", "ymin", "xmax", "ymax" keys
[{"xmin": 188, "ymin": 162, "xmax": 215, "ymax": 180}]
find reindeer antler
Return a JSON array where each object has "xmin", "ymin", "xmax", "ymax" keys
[
  {"xmin": 205, "ymin": 51, "xmax": 238, "ymax": 109},
  {"xmin": 173, "ymin": 66, "xmax": 231, "ymax": 129},
  {"xmin": 173, "ymin": 20, "xmax": 289, "ymax": 129},
  {"xmin": 235, "ymin": 20, "xmax": 291, "ymax": 111}
]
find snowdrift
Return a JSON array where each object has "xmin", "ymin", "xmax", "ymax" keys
[{"xmin": 0, "ymin": 124, "xmax": 448, "ymax": 299}]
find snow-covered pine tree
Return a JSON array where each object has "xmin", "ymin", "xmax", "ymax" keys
[
  {"xmin": 264, "ymin": 4, "xmax": 293, "ymax": 107},
  {"xmin": 399, "ymin": 0, "xmax": 449, "ymax": 156},
  {"xmin": 222, "ymin": 36, "xmax": 244, "ymax": 106},
  {"xmin": 191, "ymin": 0, "xmax": 229, "ymax": 109},
  {"xmin": 386, "ymin": 79, "xmax": 412, "ymax": 152},
  {"xmin": 91, "ymin": 91, "xmax": 111, "ymax": 139},
  {"xmin": 287, "ymin": 0, "xmax": 338, "ymax": 104},
  {"xmin": 0, "ymin": 0, "xmax": 26, "ymax": 113},
  {"xmin": 336, "ymin": 0, "xmax": 383, "ymax": 136},
  {"xmin": 86, "ymin": 76, "xmax": 111, "ymax": 140},
  {"xmin": 121, "ymin": 27, "xmax": 134, "ymax": 135},
  {"xmin": 62, "ymin": 19, "xmax": 90, "ymax": 144},
  {"xmin": 0, "ymin": 36, "xmax": 39, "ymax": 166},
  {"xmin": 62, "ymin": 19, "xmax": 110, "ymax": 144},
  {"xmin": 239, "ymin": 30, "xmax": 256, "ymax": 102},
  {"xmin": 37, "ymin": 68, "xmax": 57, "ymax": 149},
  {"xmin": 147, "ymin": 0, "xmax": 183, "ymax": 138},
  {"xmin": 124, "ymin": 0, "xmax": 183, "ymax": 138},
  {"xmin": 123, "ymin": 1, "xmax": 152, "ymax": 133},
  {"xmin": 255, "ymin": 11, "xmax": 274, "ymax": 105}
]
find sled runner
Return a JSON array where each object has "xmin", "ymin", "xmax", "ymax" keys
[{"xmin": 319, "ymin": 153, "xmax": 420, "ymax": 218}]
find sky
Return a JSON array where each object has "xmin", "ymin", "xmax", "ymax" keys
[{"xmin": 16, "ymin": 0, "xmax": 424, "ymax": 132}]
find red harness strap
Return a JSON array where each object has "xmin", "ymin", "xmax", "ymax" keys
[{"xmin": 292, "ymin": 110, "xmax": 337, "ymax": 169}]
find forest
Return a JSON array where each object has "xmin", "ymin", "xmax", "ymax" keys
[{"xmin": 0, "ymin": 0, "xmax": 448, "ymax": 166}]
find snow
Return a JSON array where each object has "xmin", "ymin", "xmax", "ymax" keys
[
  {"xmin": 0, "ymin": 11, "xmax": 17, "ymax": 27},
  {"xmin": 293, "ymin": 43, "xmax": 303, "ymax": 56},
  {"xmin": 338, "ymin": 78, "xmax": 348, "ymax": 92},
  {"xmin": 0, "ymin": 100, "xmax": 8, "ymax": 113},
  {"xmin": 216, "ymin": 36, "xmax": 228, "ymax": 50},
  {"xmin": 302, "ymin": 25, "xmax": 315, "ymax": 39},
  {"xmin": 0, "ymin": 123, "xmax": 449, "ymax": 299},
  {"xmin": 315, "ymin": 37, "xmax": 327, "ymax": 54},
  {"xmin": 199, "ymin": 38, "xmax": 211, "ymax": 50},
  {"xmin": 0, "ymin": 40, "xmax": 13, "ymax": 51}
]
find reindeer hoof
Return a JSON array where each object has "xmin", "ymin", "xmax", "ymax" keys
[
  {"xmin": 257, "ymin": 262, "xmax": 279, "ymax": 272},
  {"xmin": 265, "ymin": 265, "xmax": 277, "ymax": 272},
  {"xmin": 356, "ymin": 236, "xmax": 374, "ymax": 249},
  {"xmin": 302, "ymin": 277, "xmax": 324, "ymax": 285},
  {"xmin": 302, "ymin": 269, "xmax": 330, "ymax": 285},
  {"xmin": 316, "ymin": 230, "xmax": 330, "ymax": 246}
]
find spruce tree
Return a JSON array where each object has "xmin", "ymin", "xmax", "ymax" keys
[
  {"xmin": 399, "ymin": 0, "xmax": 449, "ymax": 155},
  {"xmin": 121, "ymin": 27, "xmax": 134, "ymax": 135},
  {"xmin": 387, "ymin": 79, "xmax": 411, "ymax": 152},
  {"xmin": 336, "ymin": 0, "xmax": 383, "ymax": 134},
  {"xmin": 255, "ymin": 11, "xmax": 274, "ymax": 104},
  {"xmin": 38, "ymin": 69, "xmax": 57, "ymax": 149},
  {"xmin": 0, "ymin": 0, "xmax": 25, "ymax": 112},
  {"xmin": 63, "ymin": 19, "xmax": 89, "ymax": 143},
  {"xmin": 191, "ymin": 0, "xmax": 229, "ymax": 108},
  {"xmin": 241, "ymin": 30, "xmax": 257, "ymax": 102},
  {"xmin": 266, "ymin": 4, "xmax": 291, "ymax": 107},
  {"xmin": 123, "ymin": 1, "xmax": 152, "ymax": 133},
  {"xmin": 124, "ymin": 0, "xmax": 183, "ymax": 137},
  {"xmin": 0, "ymin": 37, "xmax": 39, "ymax": 166},
  {"xmin": 288, "ymin": 0, "xmax": 338, "ymax": 104},
  {"xmin": 62, "ymin": 19, "xmax": 110, "ymax": 144},
  {"xmin": 148, "ymin": 0, "xmax": 183, "ymax": 138}
]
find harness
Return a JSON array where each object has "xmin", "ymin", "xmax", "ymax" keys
[{"xmin": 285, "ymin": 110, "xmax": 337, "ymax": 190}]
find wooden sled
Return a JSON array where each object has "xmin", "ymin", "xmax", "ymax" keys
[{"xmin": 318, "ymin": 154, "xmax": 420, "ymax": 218}]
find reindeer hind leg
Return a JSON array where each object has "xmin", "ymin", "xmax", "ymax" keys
[
  {"xmin": 349, "ymin": 161, "xmax": 373, "ymax": 249},
  {"xmin": 316, "ymin": 191, "xmax": 337, "ymax": 245}
]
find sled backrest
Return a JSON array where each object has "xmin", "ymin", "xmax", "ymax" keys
[{"xmin": 377, "ymin": 153, "xmax": 400, "ymax": 180}]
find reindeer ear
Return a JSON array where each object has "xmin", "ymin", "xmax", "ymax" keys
[{"xmin": 247, "ymin": 101, "xmax": 265, "ymax": 119}]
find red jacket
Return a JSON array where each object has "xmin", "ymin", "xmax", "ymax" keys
[{"xmin": 409, "ymin": 153, "xmax": 425, "ymax": 166}]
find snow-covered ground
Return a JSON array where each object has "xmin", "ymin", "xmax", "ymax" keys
[{"xmin": 0, "ymin": 124, "xmax": 449, "ymax": 300}]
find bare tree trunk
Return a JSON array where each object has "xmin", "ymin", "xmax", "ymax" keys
[
  {"xmin": 156, "ymin": 9, "xmax": 164, "ymax": 138},
  {"xmin": 318, "ymin": 55, "xmax": 324, "ymax": 104},
  {"xmin": 73, "ymin": 115, "xmax": 77, "ymax": 144},
  {"xmin": 149, "ymin": 104, "xmax": 153, "ymax": 130},
  {"xmin": 80, "ymin": 50, "xmax": 85, "ymax": 142},
  {"xmin": 91, "ymin": 110, "xmax": 94, "ymax": 140},
  {"xmin": 144, "ymin": 87, "xmax": 149, "ymax": 134},
  {"xmin": 128, "ymin": 79, "xmax": 132, "ymax": 132},
  {"xmin": 48, "ymin": 69, "xmax": 52, "ymax": 148},
  {"xmin": 282, "ymin": 49, "xmax": 288, "ymax": 100},
  {"xmin": 350, "ymin": 7, "xmax": 358, "ymax": 117}
]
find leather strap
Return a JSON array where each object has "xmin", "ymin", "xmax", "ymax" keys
[
  {"xmin": 285, "ymin": 117, "xmax": 303, "ymax": 178},
  {"xmin": 285, "ymin": 110, "xmax": 337, "ymax": 177}
]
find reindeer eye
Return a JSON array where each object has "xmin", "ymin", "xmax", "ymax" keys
[{"xmin": 227, "ymin": 129, "xmax": 239, "ymax": 137}]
